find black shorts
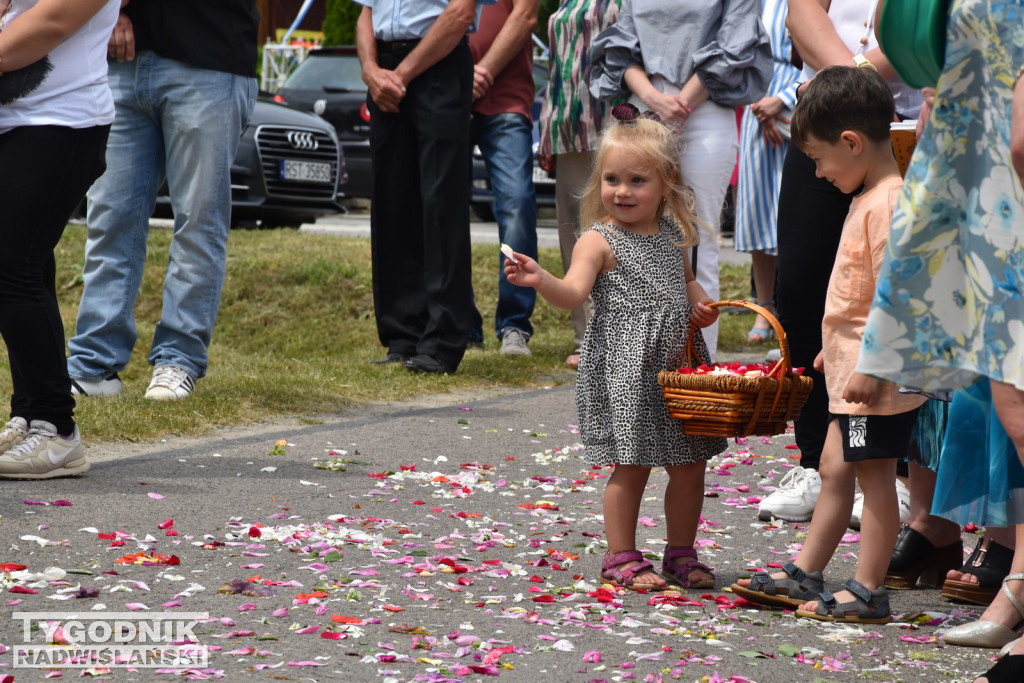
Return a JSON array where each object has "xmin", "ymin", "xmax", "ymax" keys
[{"xmin": 833, "ymin": 408, "xmax": 921, "ymax": 463}]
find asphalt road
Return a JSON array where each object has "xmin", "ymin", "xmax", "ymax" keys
[{"xmin": 0, "ymin": 383, "xmax": 1003, "ymax": 682}]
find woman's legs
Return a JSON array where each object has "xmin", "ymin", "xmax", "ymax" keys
[
  {"xmin": 974, "ymin": 380, "xmax": 1024, "ymax": 677},
  {"xmin": 677, "ymin": 103, "xmax": 738, "ymax": 361},
  {"xmin": 749, "ymin": 250, "xmax": 778, "ymax": 337},
  {"xmin": 554, "ymin": 152, "xmax": 594, "ymax": 366},
  {"xmin": 906, "ymin": 461, "xmax": 963, "ymax": 546},
  {"xmin": 0, "ymin": 125, "xmax": 109, "ymax": 433}
]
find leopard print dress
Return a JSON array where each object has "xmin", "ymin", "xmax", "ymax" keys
[{"xmin": 577, "ymin": 219, "xmax": 728, "ymax": 466}]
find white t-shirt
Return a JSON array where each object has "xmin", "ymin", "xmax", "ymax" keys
[
  {"xmin": 799, "ymin": 0, "xmax": 922, "ymax": 119},
  {"xmin": 0, "ymin": 0, "xmax": 120, "ymax": 135}
]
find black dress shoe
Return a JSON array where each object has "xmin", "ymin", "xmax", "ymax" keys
[
  {"xmin": 369, "ymin": 352, "xmax": 410, "ymax": 365},
  {"xmin": 884, "ymin": 525, "xmax": 962, "ymax": 590},
  {"xmin": 403, "ymin": 354, "xmax": 455, "ymax": 374}
]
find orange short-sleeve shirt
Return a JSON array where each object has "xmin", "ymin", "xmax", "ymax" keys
[{"xmin": 822, "ymin": 176, "xmax": 926, "ymax": 416}]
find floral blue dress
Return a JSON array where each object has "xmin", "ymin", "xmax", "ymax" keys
[{"xmin": 856, "ymin": 0, "xmax": 1024, "ymax": 394}]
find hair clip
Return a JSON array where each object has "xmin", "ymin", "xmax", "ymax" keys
[
  {"xmin": 611, "ymin": 103, "xmax": 665, "ymax": 127},
  {"xmin": 611, "ymin": 103, "xmax": 640, "ymax": 124}
]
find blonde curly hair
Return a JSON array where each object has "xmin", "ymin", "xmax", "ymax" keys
[{"xmin": 578, "ymin": 116, "xmax": 702, "ymax": 247}]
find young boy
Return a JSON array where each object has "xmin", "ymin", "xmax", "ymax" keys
[{"xmin": 730, "ymin": 66, "xmax": 926, "ymax": 623}]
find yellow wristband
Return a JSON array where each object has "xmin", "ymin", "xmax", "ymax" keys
[{"xmin": 853, "ymin": 54, "xmax": 877, "ymax": 71}]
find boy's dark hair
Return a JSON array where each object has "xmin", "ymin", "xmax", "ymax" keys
[{"xmin": 791, "ymin": 66, "xmax": 895, "ymax": 147}]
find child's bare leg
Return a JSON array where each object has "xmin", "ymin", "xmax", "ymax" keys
[
  {"xmin": 736, "ymin": 420, "xmax": 854, "ymax": 588},
  {"xmin": 664, "ymin": 461, "xmax": 712, "ymax": 584},
  {"xmin": 798, "ymin": 457, "xmax": 899, "ymax": 613},
  {"xmin": 603, "ymin": 464, "xmax": 666, "ymax": 588}
]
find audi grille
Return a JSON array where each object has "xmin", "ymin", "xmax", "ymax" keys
[{"xmin": 255, "ymin": 125, "xmax": 341, "ymax": 201}]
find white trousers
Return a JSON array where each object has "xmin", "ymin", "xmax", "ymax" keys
[{"xmin": 677, "ymin": 102, "xmax": 738, "ymax": 361}]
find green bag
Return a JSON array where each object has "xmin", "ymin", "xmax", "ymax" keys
[{"xmin": 877, "ymin": 0, "xmax": 950, "ymax": 89}]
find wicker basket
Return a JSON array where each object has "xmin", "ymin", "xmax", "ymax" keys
[{"xmin": 658, "ymin": 300, "xmax": 814, "ymax": 437}]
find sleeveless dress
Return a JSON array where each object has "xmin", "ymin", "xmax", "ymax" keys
[
  {"xmin": 856, "ymin": 0, "xmax": 1024, "ymax": 394},
  {"xmin": 576, "ymin": 219, "xmax": 728, "ymax": 466}
]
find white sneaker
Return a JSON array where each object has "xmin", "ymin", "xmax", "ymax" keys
[
  {"xmin": 71, "ymin": 372, "xmax": 123, "ymax": 397},
  {"xmin": 144, "ymin": 365, "xmax": 196, "ymax": 401},
  {"xmin": 849, "ymin": 479, "xmax": 911, "ymax": 530},
  {"xmin": 0, "ymin": 417, "xmax": 28, "ymax": 452},
  {"xmin": 757, "ymin": 466, "xmax": 821, "ymax": 522},
  {"xmin": 499, "ymin": 328, "xmax": 531, "ymax": 356},
  {"xmin": 0, "ymin": 420, "xmax": 88, "ymax": 480}
]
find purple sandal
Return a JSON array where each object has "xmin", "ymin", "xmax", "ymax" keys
[
  {"xmin": 661, "ymin": 546, "xmax": 715, "ymax": 589},
  {"xmin": 600, "ymin": 550, "xmax": 662, "ymax": 590}
]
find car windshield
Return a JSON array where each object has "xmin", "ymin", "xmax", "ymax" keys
[{"xmin": 285, "ymin": 54, "xmax": 366, "ymax": 92}]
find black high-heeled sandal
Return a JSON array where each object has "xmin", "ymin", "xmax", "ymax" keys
[
  {"xmin": 943, "ymin": 537, "xmax": 1014, "ymax": 605},
  {"xmin": 976, "ymin": 654, "xmax": 1024, "ymax": 682},
  {"xmin": 885, "ymin": 525, "xmax": 963, "ymax": 589}
]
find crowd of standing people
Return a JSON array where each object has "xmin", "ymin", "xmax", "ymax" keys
[{"xmin": 2, "ymin": 1, "xmax": 1024, "ymax": 680}]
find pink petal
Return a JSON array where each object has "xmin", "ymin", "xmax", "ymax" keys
[
  {"xmin": 147, "ymin": 492, "xmax": 164, "ymax": 499},
  {"xmin": 238, "ymin": 603, "xmax": 258, "ymax": 612}
]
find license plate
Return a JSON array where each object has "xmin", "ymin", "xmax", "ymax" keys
[
  {"xmin": 280, "ymin": 159, "xmax": 332, "ymax": 184},
  {"xmin": 532, "ymin": 165, "xmax": 553, "ymax": 184}
]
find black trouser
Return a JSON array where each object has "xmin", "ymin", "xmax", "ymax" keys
[
  {"xmin": 367, "ymin": 40, "xmax": 474, "ymax": 369},
  {"xmin": 0, "ymin": 124, "xmax": 110, "ymax": 434},
  {"xmin": 775, "ymin": 143, "xmax": 852, "ymax": 470}
]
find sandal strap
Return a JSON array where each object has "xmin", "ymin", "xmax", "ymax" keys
[
  {"xmin": 783, "ymin": 561, "xmax": 806, "ymax": 582},
  {"xmin": 844, "ymin": 578, "xmax": 874, "ymax": 604},
  {"xmin": 816, "ymin": 590, "xmax": 837, "ymax": 610},
  {"xmin": 662, "ymin": 546, "xmax": 697, "ymax": 564},
  {"xmin": 618, "ymin": 558, "xmax": 655, "ymax": 581},
  {"xmin": 603, "ymin": 550, "xmax": 645, "ymax": 569},
  {"xmin": 602, "ymin": 550, "xmax": 656, "ymax": 586},
  {"xmin": 812, "ymin": 580, "xmax": 889, "ymax": 619},
  {"xmin": 1002, "ymin": 573, "xmax": 1024, "ymax": 620}
]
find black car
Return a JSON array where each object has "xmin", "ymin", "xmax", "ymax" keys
[
  {"xmin": 274, "ymin": 46, "xmax": 372, "ymax": 200},
  {"xmin": 154, "ymin": 95, "xmax": 346, "ymax": 229}
]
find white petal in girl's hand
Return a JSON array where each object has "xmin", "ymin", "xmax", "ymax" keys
[{"xmin": 500, "ymin": 243, "xmax": 518, "ymax": 263}]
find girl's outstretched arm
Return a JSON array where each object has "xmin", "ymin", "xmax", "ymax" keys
[{"xmin": 504, "ymin": 229, "xmax": 612, "ymax": 310}]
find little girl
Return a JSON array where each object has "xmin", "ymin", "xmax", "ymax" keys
[{"xmin": 505, "ymin": 104, "xmax": 728, "ymax": 590}]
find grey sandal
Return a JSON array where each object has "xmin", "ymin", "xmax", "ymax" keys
[
  {"xmin": 730, "ymin": 561, "xmax": 824, "ymax": 608},
  {"xmin": 796, "ymin": 578, "xmax": 892, "ymax": 624}
]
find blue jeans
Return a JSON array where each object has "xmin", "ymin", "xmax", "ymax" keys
[
  {"xmin": 67, "ymin": 53, "xmax": 256, "ymax": 381},
  {"xmin": 469, "ymin": 112, "xmax": 538, "ymax": 340}
]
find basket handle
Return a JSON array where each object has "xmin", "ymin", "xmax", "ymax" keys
[
  {"xmin": 685, "ymin": 299, "xmax": 798, "ymax": 435},
  {"xmin": 683, "ymin": 299, "xmax": 794, "ymax": 376}
]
